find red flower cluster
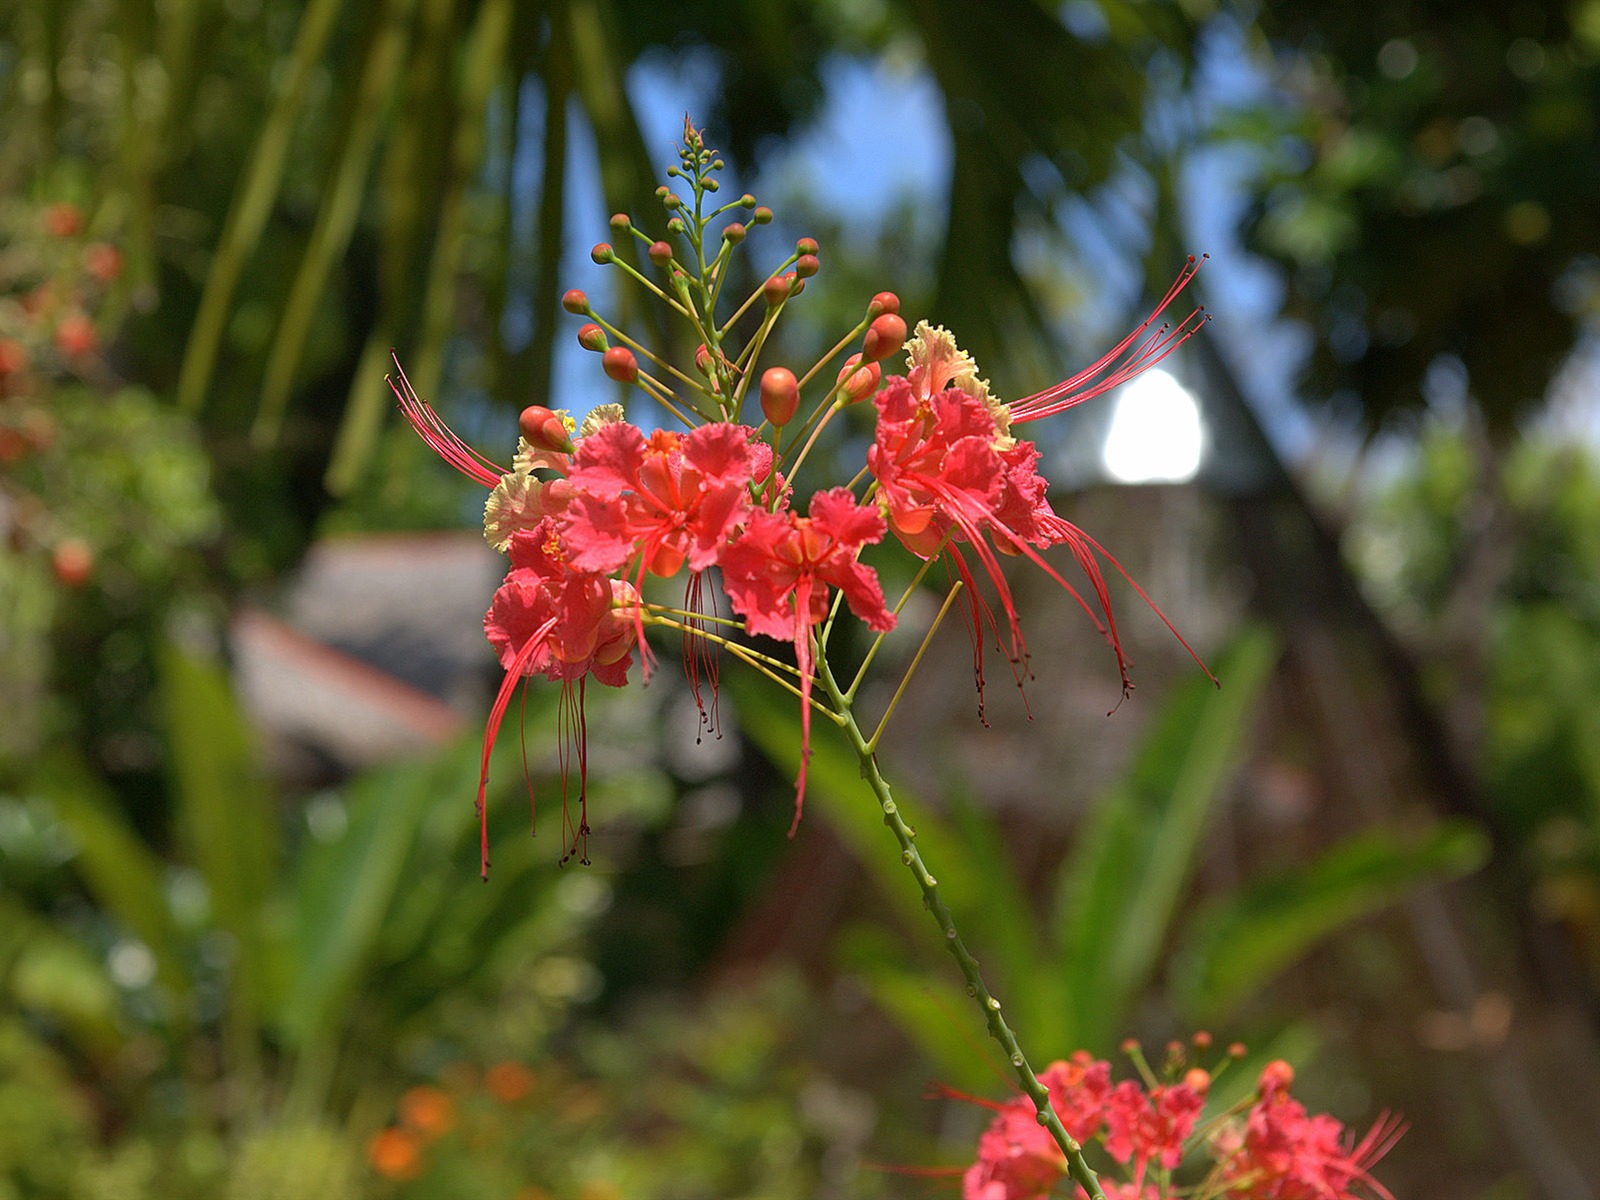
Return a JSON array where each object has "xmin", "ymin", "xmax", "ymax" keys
[
  {"xmin": 393, "ymin": 365, "xmax": 894, "ymax": 871},
  {"xmin": 957, "ymin": 1052, "xmax": 1398, "ymax": 1200},
  {"xmin": 391, "ymin": 123, "xmax": 1213, "ymax": 873}
]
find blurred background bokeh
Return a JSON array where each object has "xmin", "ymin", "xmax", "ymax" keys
[{"xmin": 4, "ymin": 1, "xmax": 1600, "ymax": 1197}]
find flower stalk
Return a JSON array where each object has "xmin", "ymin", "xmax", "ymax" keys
[{"xmin": 815, "ymin": 650, "xmax": 1107, "ymax": 1200}]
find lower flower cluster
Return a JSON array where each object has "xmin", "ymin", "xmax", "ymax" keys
[{"xmin": 958, "ymin": 1046, "xmax": 1401, "ymax": 1200}]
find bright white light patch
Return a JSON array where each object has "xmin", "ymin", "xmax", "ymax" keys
[{"xmin": 1101, "ymin": 369, "xmax": 1205, "ymax": 484}]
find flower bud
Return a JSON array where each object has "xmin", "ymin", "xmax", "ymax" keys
[
  {"xmin": 84, "ymin": 243, "xmax": 123, "ymax": 283},
  {"xmin": 0, "ymin": 338, "xmax": 27, "ymax": 378},
  {"xmin": 762, "ymin": 275, "xmax": 790, "ymax": 308},
  {"xmin": 1258, "ymin": 1060, "xmax": 1294, "ymax": 1095},
  {"xmin": 666, "ymin": 216, "xmax": 686, "ymax": 236},
  {"xmin": 752, "ymin": 206, "xmax": 773, "ymax": 225},
  {"xmin": 1183, "ymin": 1068, "xmax": 1212, "ymax": 1095},
  {"xmin": 44, "ymin": 203, "xmax": 82, "ymax": 239},
  {"xmin": 722, "ymin": 222, "xmax": 746, "ymax": 244},
  {"xmin": 52, "ymin": 538, "xmax": 94, "ymax": 588},
  {"xmin": 54, "ymin": 313, "xmax": 97, "ymax": 357},
  {"xmin": 576, "ymin": 323, "xmax": 608, "ymax": 352},
  {"xmin": 869, "ymin": 291, "xmax": 900, "ymax": 316},
  {"xmin": 795, "ymin": 254, "xmax": 819, "ymax": 279},
  {"xmin": 519, "ymin": 405, "xmax": 575, "ymax": 454},
  {"xmin": 694, "ymin": 344, "xmax": 715, "ymax": 375},
  {"xmin": 590, "ymin": 242, "xmax": 614, "ymax": 264},
  {"xmin": 861, "ymin": 313, "xmax": 907, "ymax": 363},
  {"xmin": 739, "ymin": 193, "xmax": 756, "ymax": 208},
  {"xmin": 704, "ymin": 177, "xmax": 719, "ymax": 192},
  {"xmin": 796, "ymin": 237, "xmax": 819, "ymax": 256},
  {"xmin": 601, "ymin": 346, "xmax": 638, "ymax": 383},
  {"xmin": 648, "ymin": 240, "xmax": 673, "ymax": 267},
  {"xmin": 759, "ymin": 366, "xmax": 800, "ymax": 426},
  {"xmin": 785, "ymin": 273, "xmax": 805, "ymax": 297},
  {"xmin": 562, "ymin": 288, "xmax": 590, "ymax": 314},
  {"xmin": 609, "ymin": 212, "xmax": 631, "ymax": 231},
  {"xmin": 836, "ymin": 354, "xmax": 880, "ymax": 402}
]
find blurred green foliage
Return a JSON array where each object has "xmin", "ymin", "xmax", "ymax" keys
[
  {"xmin": 737, "ymin": 628, "xmax": 1487, "ymax": 1086},
  {"xmin": 1243, "ymin": 0, "xmax": 1600, "ymax": 432},
  {"xmin": 1349, "ymin": 428, "xmax": 1600, "ymax": 988}
]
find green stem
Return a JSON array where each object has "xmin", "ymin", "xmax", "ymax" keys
[{"xmin": 814, "ymin": 653, "xmax": 1107, "ymax": 1200}]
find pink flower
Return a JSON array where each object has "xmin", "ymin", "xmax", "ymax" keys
[
  {"xmin": 562, "ymin": 422, "xmax": 754, "ymax": 578},
  {"xmin": 953, "ymin": 1055, "xmax": 1112, "ymax": 1200},
  {"xmin": 1040, "ymin": 1053, "xmax": 1114, "ymax": 1144},
  {"xmin": 720, "ymin": 488, "xmax": 895, "ymax": 832},
  {"xmin": 1104, "ymin": 1080, "xmax": 1206, "ymax": 1179},
  {"xmin": 963, "ymin": 1094, "xmax": 1067, "ymax": 1200},
  {"xmin": 476, "ymin": 521, "xmax": 638, "ymax": 874},
  {"xmin": 1215, "ymin": 1081, "xmax": 1403, "ymax": 1200},
  {"xmin": 870, "ymin": 321, "xmax": 1214, "ymax": 712}
]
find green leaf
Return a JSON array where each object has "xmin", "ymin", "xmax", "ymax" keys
[
  {"xmin": 276, "ymin": 747, "xmax": 452, "ymax": 1048},
  {"xmin": 158, "ymin": 643, "xmax": 282, "ymax": 1044},
  {"xmin": 175, "ymin": 0, "xmax": 344, "ymax": 413},
  {"xmin": 1053, "ymin": 625, "xmax": 1279, "ymax": 1048},
  {"xmin": 1174, "ymin": 820, "xmax": 1491, "ymax": 1021},
  {"xmin": 33, "ymin": 749, "xmax": 191, "ymax": 998}
]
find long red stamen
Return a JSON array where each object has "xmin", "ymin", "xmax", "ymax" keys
[
  {"xmin": 558, "ymin": 678, "xmax": 592, "ymax": 866},
  {"xmin": 1009, "ymin": 256, "xmax": 1209, "ymax": 425},
  {"xmin": 681, "ymin": 572, "xmax": 723, "ymax": 740},
  {"xmin": 479, "ymin": 617, "xmax": 558, "ymax": 878},
  {"xmin": 389, "ymin": 355, "xmax": 508, "ymax": 488}
]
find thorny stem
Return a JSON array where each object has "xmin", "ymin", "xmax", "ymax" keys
[{"xmin": 814, "ymin": 652, "xmax": 1108, "ymax": 1200}]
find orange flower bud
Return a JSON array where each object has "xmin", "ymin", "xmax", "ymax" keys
[
  {"xmin": 836, "ymin": 354, "xmax": 880, "ymax": 402},
  {"xmin": 562, "ymin": 289, "xmax": 590, "ymax": 314},
  {"xmin": 796, "ymin": 237, "xmax": 819, "ymax": 256},
  {"xmin": 1184, "ymin": 1068, "xmax": 1212, "ymax": 1095},
  {"xmin": 861, "ymin": 313, "xmax": 906, "ymax": 363},
  {"xmin": 722, "ymin": 222, "xmax": 746, "ymax": 244},
  {"xmin": 52, "ymin": 539, "xmax": 94, "ymax": 588},
  {"xmin": 1258, "ymin": 1059, "xmax": 1294, "ymax": 1094},
  {"xmin": 608, "ymin": 212, "xmax": 631, "ymax": 231},
  {"xmin": 602, "ymin": 346, "xmax": 638, "ymax": 383},
  {"xmin": 759, "ymin": 366, "xmax": 800, "ymax": 426},
  {"xmin": 752, "ymin": 206, "xmax": 773, "ymax": 225},
  {"xmin": 762, "ymin": 275, "xmax": 789, "ymax": 307},
  {"xmin": 648, "ymin": 240, "xmax": 673, "ymax": 267},
  {"xmin": 795, "ymin": 254, "xmax": 820, "ymax": 279},
  {"xmin": 590, "ymin": 242, "xmax": 614, "ymax": 264},
  {"xmin": 54, "ymin": 313, "xmax": 97, "ymax": 357},
  {"xmin": 44, "ymin": 202, "xmax": 82, "ymax": 238},
  {"xmin": 84, "ymin": 243, "xmax": 123, "ymax": 283},
  {"xmin": 366, "ymin": 1128, "xmax": 421, "ymax": 1181},
  {"xmin": 0, "ymin": 338, "xmax": 27, "ymax": 378},
  {"xmin": 576, "ymin": 323, "xmax": 608, "ymax": 352},
  {"xmin": 869, "ymin": 291, "xmax": 900, "ymax": 316},
  {"xmin": 519, "ymin": 405, "xmax": 575, "ymax": 454}
]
